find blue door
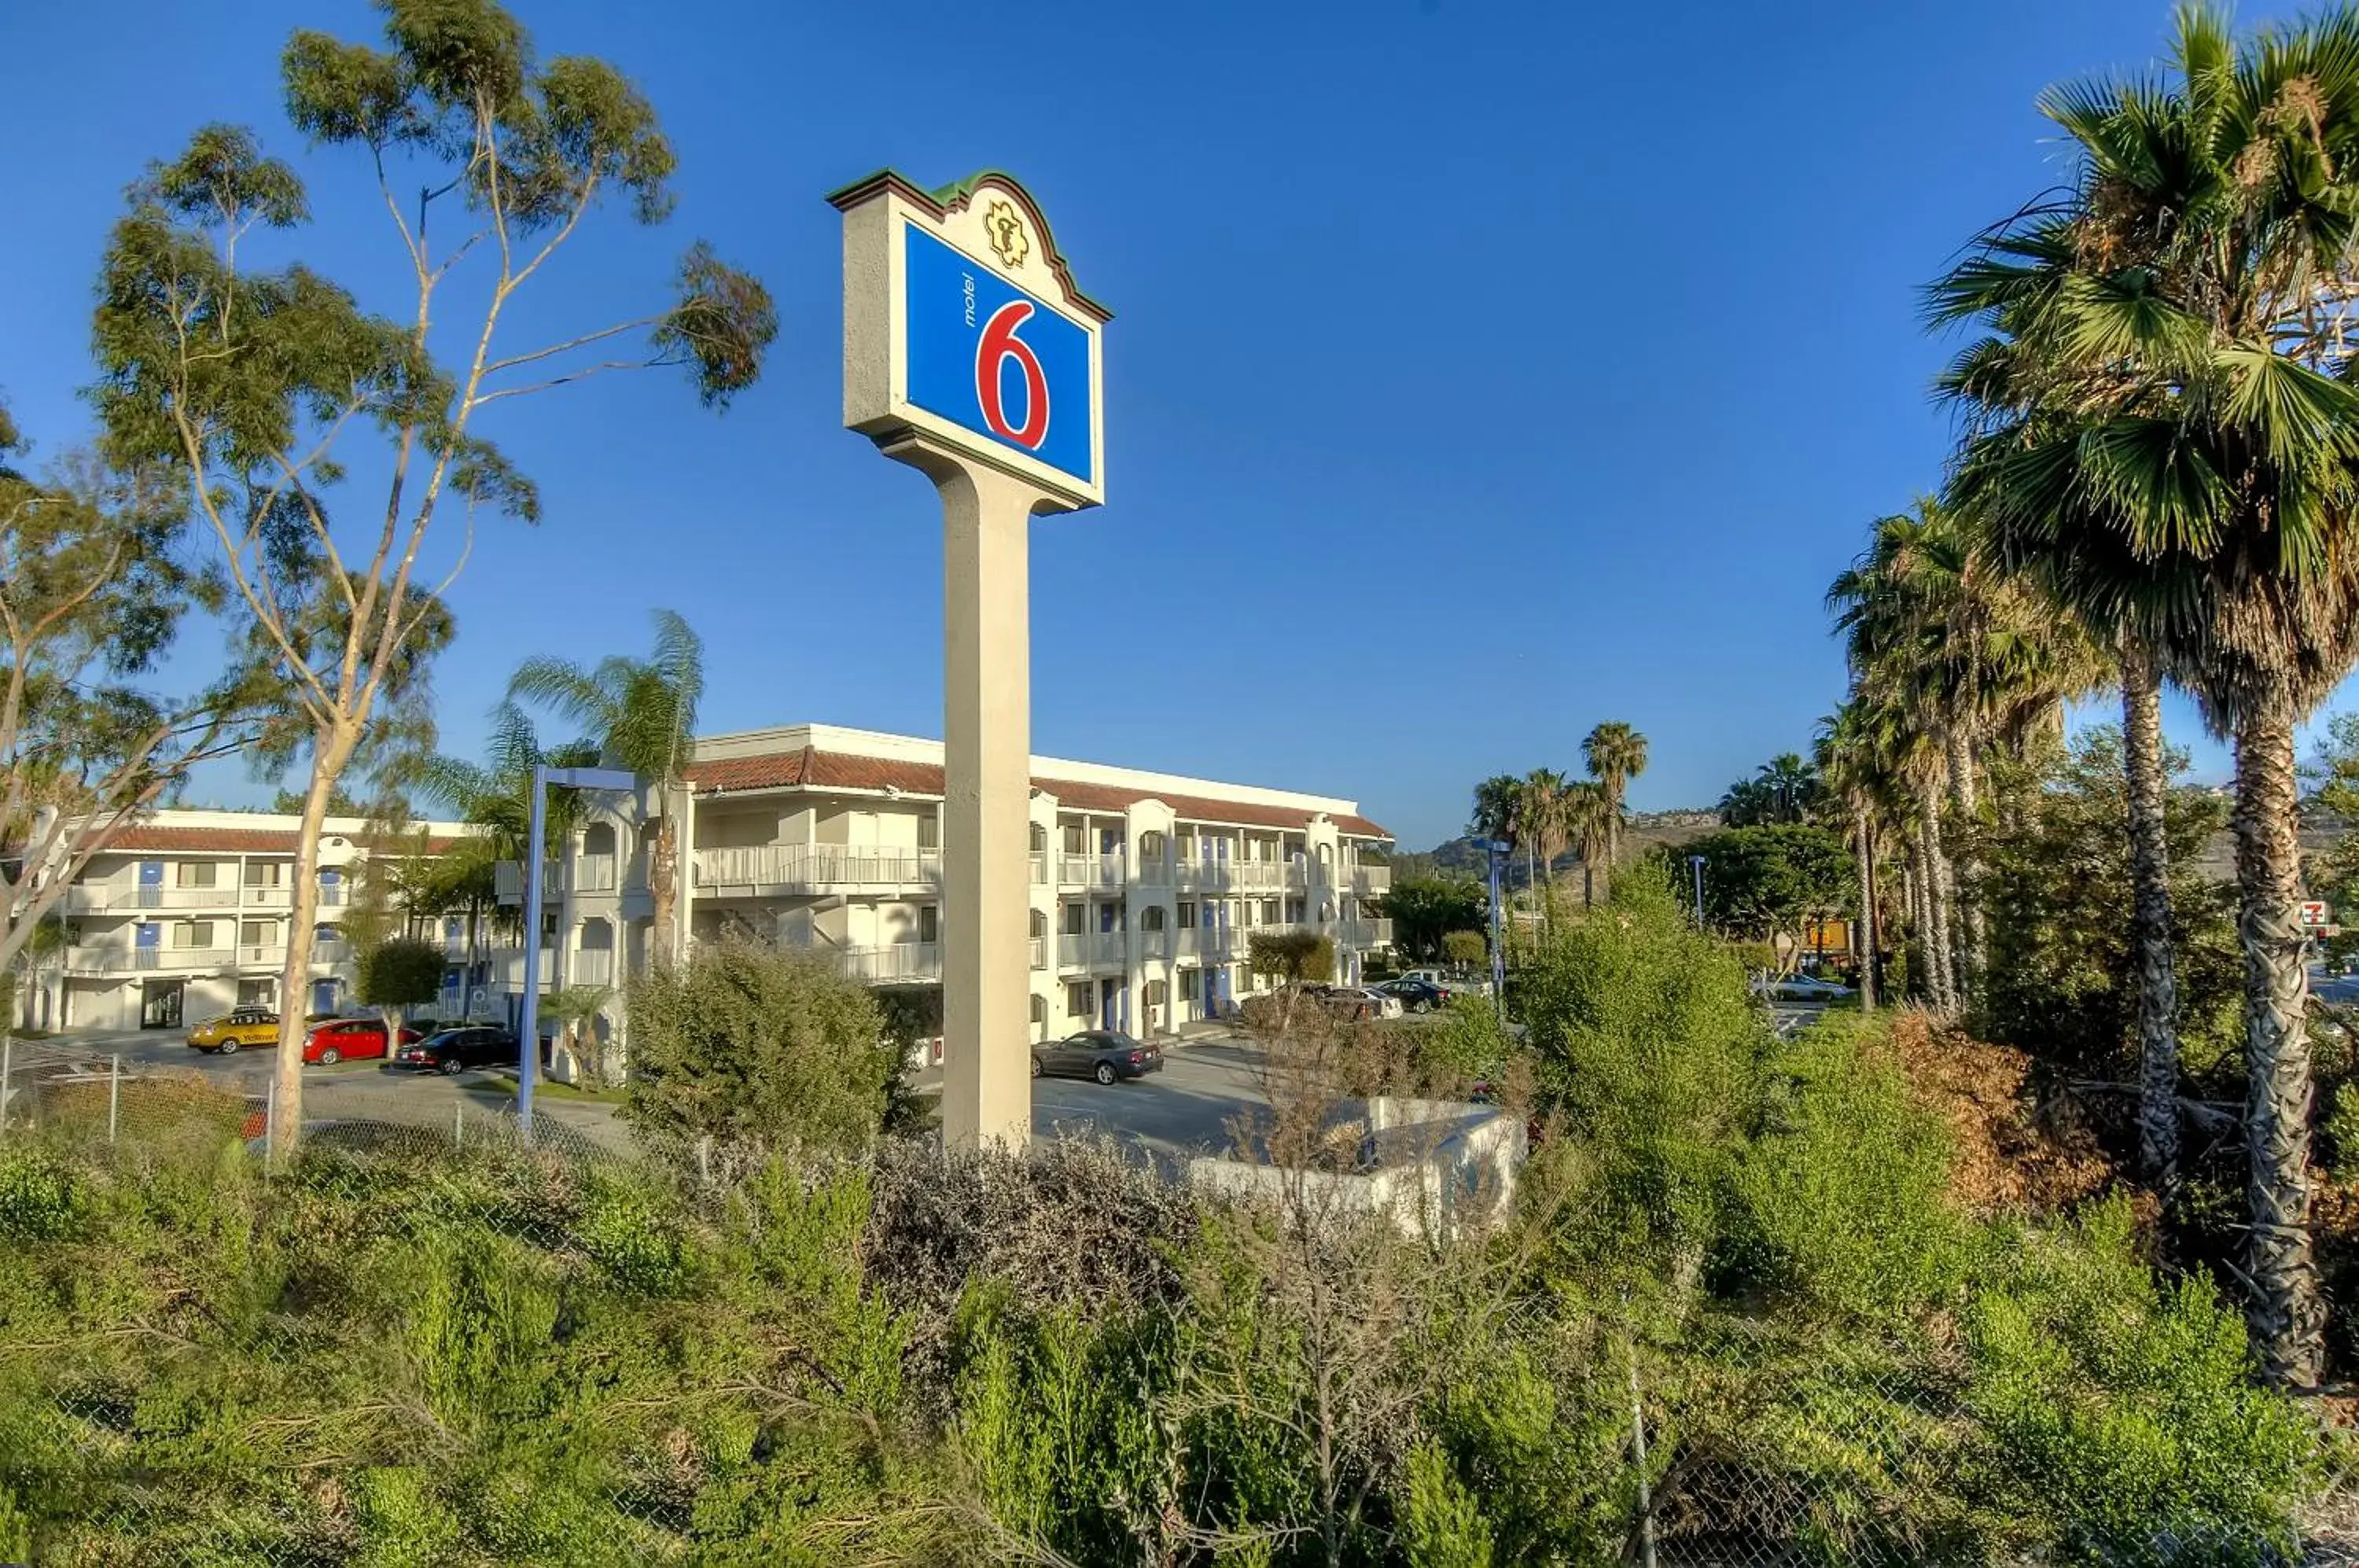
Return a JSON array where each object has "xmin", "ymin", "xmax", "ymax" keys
[
  {"xmin": 137, "ymin": 860, "xmax": 163, "ymax": 909},
  {"xmin": 135, "ymin": 922, "xmax": 160, "ymax": 966},
  {"xmin": 311, "ymin": 979, "xmax": 337, "ymax": 1016},
  {"xmin": 318, "ymin": 867, "xmax": 342, "ymax": 907}
]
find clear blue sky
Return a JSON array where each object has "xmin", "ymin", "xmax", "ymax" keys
[{"xmin": 4, "ymin": 0, "xmax": 2339, "ymax": 847}]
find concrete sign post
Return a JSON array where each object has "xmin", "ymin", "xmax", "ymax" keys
[{"xmin": 830, "ymin": 170, "xmax": 1109, "ymax": 1151}]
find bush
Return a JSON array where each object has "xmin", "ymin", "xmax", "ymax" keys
[{"xmin": 622, "ymin": 937, "xmax": 899, "ymax": 1167}]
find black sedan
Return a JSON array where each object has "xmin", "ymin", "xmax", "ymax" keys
[
  {"xmin": 394, "ymin": 1025, "xmax": 518, "ymax": 1076},
  {"xmin": 1375, "ymin": 977, "xmax": 1453, "ymax": 1013},
  {"xmin": 1031, "ymin": 1029, "xmax": 1165, "ymax": 1085}
]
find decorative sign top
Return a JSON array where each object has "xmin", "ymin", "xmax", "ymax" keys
[{"xmin": 830, "ymin": 170, "xmax": 1108, "ymax": 509}]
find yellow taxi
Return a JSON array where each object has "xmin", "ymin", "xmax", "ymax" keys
[{"xmin": 187, "ymin": 1007, "xmax": 281, "ymax": 1055}]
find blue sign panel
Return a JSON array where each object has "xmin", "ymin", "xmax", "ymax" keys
[{"xmin": 903, "ymin": 224, "xmax": 1095, "ymax": 487}]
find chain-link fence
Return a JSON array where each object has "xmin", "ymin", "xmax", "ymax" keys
[{"xmin": 2, "ymin": 1049, "xmax": 2354, "ymax": 1565}]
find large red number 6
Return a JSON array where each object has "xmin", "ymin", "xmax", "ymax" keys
[{"xmin": 975, "ymin": 300, "xmax": 1051, "ymax": 450}]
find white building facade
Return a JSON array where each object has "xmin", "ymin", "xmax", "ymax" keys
[
  {"xmin": 25, "ymin": 810, "xmax": 474, "ymax": 1033},
  {"xmin": 507, "ymin": 724, "xmax": 1393, "ymax": 1042}
]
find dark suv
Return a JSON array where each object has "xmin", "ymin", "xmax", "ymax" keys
[{"xmin": 395, "ymin": 1025, "xmax": 517, "ymax": 1076}]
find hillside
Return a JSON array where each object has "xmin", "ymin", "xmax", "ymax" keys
[{"xmin": 1399, "ymin": 810, "xmax": 1722, "ymax": 885}]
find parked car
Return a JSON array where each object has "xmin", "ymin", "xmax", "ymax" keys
[
  {"xmin": 1771, "ymin": 974, "xmax": 1856, "ymax": 1003},
  {"xmin": 394, "ymin": 1025, "xmax": 518, "ymax": 1075},
  {"xmin": 1031, "ymin": 1029, "xmax": 1164, "ymax": 1085},
  {"xmin": 1325, "ymin": 987, "xmax": 1405, "ymax": 1021},
  {"xmin": 300, "ymin": 1018, "xmax": 421, "ymax": 1066},
  {"xmin": 187, "ymin": 1007, "xmax": 280, "ymax": 1055},
  {"xmin": 1403, "ymin": 967, "xmax": 1492, "ymax": 996},
  {"xmin": 1374, "ymin": 977, "xmax": 1452, "ymax": 1013}
]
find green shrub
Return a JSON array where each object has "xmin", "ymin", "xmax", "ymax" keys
[
  {"xmin": 1962, "ymin": 1200, "xmax": 2317, "ymax": 1562},
  {"xmin": 0, "ymin": 1147, "xmax": 81, "ymax": 1240}
]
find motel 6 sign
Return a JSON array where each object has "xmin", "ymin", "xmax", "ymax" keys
[{"xmin": 830, "ymin": 170, "xmax": 1110, "ymax": 508}]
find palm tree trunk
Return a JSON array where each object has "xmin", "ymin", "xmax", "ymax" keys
[
  {"xmin": 650, "ymin": 788, "xmax": 679, "ymax": 968},
  {"xmin": 2121, "ymin": 647, "xmax": 2181, "ymax": 1185},
  {"xmin": 1944, "ymin": 724, "xmax": 1985, "ymax": 1003},
  {"xmin": 1853, "ymin": 807, "xmax": 1878, "ymax": 1010},
  {"xmin": 2231, "ymin": 701, "xmax": 2327, "ymax": 1389},
  {"xmin": 1901, "ymin": 859, "xmax": 1923, "ymax": 1003},
  {"xmin": 1919, "ymin": 804, "xmax": 1957, "ymax": 1014}
]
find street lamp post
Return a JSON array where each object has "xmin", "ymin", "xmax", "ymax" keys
[
  {"xmin": 1475, "ymin": 836, "xmax": 1512, "ymax": 1025},
  {"xmin": 517, "ymin": 764, "xmax": 637, "ymax": 1141},
  {"xmin": 1688, "ymin": 855, "xmax": 1707, "ymax": 926}
]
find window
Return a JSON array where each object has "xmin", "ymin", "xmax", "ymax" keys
[
  {"xmin": 1029, "ymin": 908, "xmax": 1048, "ymax": 939},
  {"xmin": 918, "ymin": 814, "xmax": 940, "ymax": 850},
  {"xmin": 236, "ymin": 978, "xmax": 274, "ymax": 1008},
  {"xmin": 1141, "ymin": 906, "xmax": 1167, "ymax": 931},
  {"xmin": 177, "ymin": 920, "xmax": 215, "ymax": 948},
  {"xmin": 1261, "ymin": 898, "xmax": 1280, "ymax": 925},
  {"xmin": 1176, "ymin": 900, "xmax": 1196, "ymax": 929},
  {"xmin": 1144, "ymin": 979, "xmax": 1168, "ymax": 1007},
  {"xmin": 1062, "ymin": 902, "xmax": 1086, "ymax": 936},
  {"xmin": 1062, "ymin": 823, "xmax": 1085, "ymax": 854},
  {"xmin": 1180, "ymin": 969, "xmax": 1200, "ymax": 1002},
  {"xmin": 240, "ymin": 920, "xmax": 271, "ymax": 947},
  {"xmin": 175, "ymin": 861, "xmax": 217, "ymax": 889},
  {"xmin": 1029, "ymin": 994, "xmax": 1047, "ymax": 1026},
  {"xmin": 1065, "ymin": 982, "xmax": 1091, "ymax": 1018},
  {"xmin": 243, "ymin": 861, "xmax": 283, "ymax": 887},
  {"xmin": 1030, "ymin": 823, "xmax": 1047, "ymax": 852},
  {"xmin": 1285, "ymin": 897, "xmax": 1305, "ymax": 924},
  {"xmin": 1139, "ymin": 830, "xmax": 1165, "ymax": 861},
  {"xmin": 918, "ymin": 905, "xmax": 939, "ymax": 944}
]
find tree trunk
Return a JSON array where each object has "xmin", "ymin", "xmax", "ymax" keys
[
  {"xmin": 2121, "ymin": 648, "xmax": 2182, "ymax": 1186},
  {"xmin": 1944, "ymin": 724, "xmax": 1985, "ymax": 1004},
  {"xmin": 1853, "ymin": 808, "xmax": 1878, "ymax": 1010},
  {"xmin": 1583, "ymin": 863, "xmax": 1594, "ymax": 907},
  {"xmin": 2231, "ymin": 701, "xmax": 2326, "ymax": 1389},
  {"xmin": 1901, "ymin": 859, "xmax": 1923, "ymax": 1004},
  {"xmin": 1919, "ymin": 804, "xmax": 1957, "ymax": 1014},
  {"xmin": 650, "ymin": 786, "xmax": 679, "ymax": 968},
  {"xmin": 272, "ymin": 724, "xmax": 359, "ymax": 1161}
]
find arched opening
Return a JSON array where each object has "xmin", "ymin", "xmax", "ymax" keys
[
  {"xmin": 1029, "ymin": 908, "xmax": 1048, "ymax": 938},
  {"xmin": 577, "ymin": 917, "xmax": 615, "ymax": 986},
  {"xmin": 1141, "ymin": 905, "xmax": 1168, "ymax": 931},
  {"xmin": 1029, "ymin": 823, "xmax": 1047, "ymax": 852},
  {"xmin": 582, "ymin": 822, "xmax": 619, "ymax": 893}
]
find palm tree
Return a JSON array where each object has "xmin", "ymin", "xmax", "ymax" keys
[
  {"xmin": 510, "ymin": 609, "xmax": 705, "ymax": 967},
  {"xmin": 1816, "ymin": 705, "xmax": 1889, "ymax": 1010},
  {"xmin": 1469, "ymin": 775, "xmax": 1521, "ymax": 855},
  {"xmin": 1581, "ymin": 722, "xmax": 1649, "ymax": 868},
  {"xmin": 1521, "ymin": 767, "xmax": 1571, "ymax": 897},
  {"xmin": 1932, "ymin": 6, "xmax": 2359, "ymax": 1386},
  {"xmin": 1561, "ymin": 780, "xmax": 1614, "ymax": 906}
]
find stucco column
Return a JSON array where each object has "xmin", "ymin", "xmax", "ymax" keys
[{"xmin": 906, "ymin": 444, "xmax": 1045, "ymax": 1150}]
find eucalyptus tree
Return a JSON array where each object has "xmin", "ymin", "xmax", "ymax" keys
[
  {"xmin": 1581, "ymin": 722, "xmax": 1649, "ymax": 867},
  {"xmin": 509, "ymin": 609, "xmax": 704, "ymax": 963},
  {"xmin": 0, "ymin": 413, "xmax": 271, "ymax": 974},
  {"xmin": 90, "ymin": 1, "xmax": 775, "ymax": 1149},
  {"xmin": 1932, "ymin": 5, "xmax": 2359, "ymax": 1386}
]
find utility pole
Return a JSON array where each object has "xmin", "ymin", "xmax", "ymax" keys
[
  {"xmin": 1688, "ymin": 855, "xmax": 1707, "ymax": 927},
  {"xmin": 1476, "ymin": 836, "xmax": 1511, "ymax": 1025}
]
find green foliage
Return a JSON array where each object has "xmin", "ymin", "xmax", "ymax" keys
[
  {"xmin": 1381, "ymin": 874, "xmax": 1489, "ymax": 962},
  {"xmin": 1961, "ymin": 1202, "xmax": 2319, "ymax": 1562},
  {"xmin": 623, "ymin": 937, "xmax": 897, "ymax": 1163},
  {"xmin": 1965, "ymin": 727, "xmax": 2240, "ymax": 1080},
  {"xmin": 355, "ymin": 934, "xmax": 447, "ymax": 1010},
  {"xmin": 1246, "ymin": 927, "xmax": 1334, "ymax": 986},
  {"xmin": 0, "ymin": 1148, "xmax": 82, "ymax": 1241},
  {"xmin": 1441, "ymin": 929, "xmax": 1488, "ymax": 969},
  {"xmin": 1676, "ymin": 823, "xmax": 1854, "ymax": 942},
  {"xmin": 1719, "ymin": 752, "xmax": 1824, "ymax": 826}
]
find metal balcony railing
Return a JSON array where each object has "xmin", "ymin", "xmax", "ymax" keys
[
  {"xmin": 1056, "ymin": 933, "xmax": 1125, "ymax": 970},
  {"xmin": 572, "ymin": 949, "xmax": 615, "ymax": 987},
  {"xmin": 1057, "ymin": 852, "xmax": 1124, "ymax": 891}
]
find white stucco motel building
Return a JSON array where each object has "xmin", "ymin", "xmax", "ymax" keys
[
  {"xmin": 503, "ymin": 724, "xmax": 1394, "ymax": 1041},
  {"xmin": 21, "ymin": 811, "xmax": 474, "ymax": 1032}
]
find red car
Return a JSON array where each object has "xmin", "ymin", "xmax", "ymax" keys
[{"xmin": 301, "ymin": 1018, "xmax": 421, "ymax": 1066}]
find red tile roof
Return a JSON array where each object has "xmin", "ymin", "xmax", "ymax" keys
[
  {"xmin": 92, "ymin": 826, "xmax": 466, "ymax": 854},
  {"xmin": 687, "ymin": 747, "xmax": 1389, "ymax": 839}
]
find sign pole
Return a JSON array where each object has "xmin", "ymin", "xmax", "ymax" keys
[
  {"xmin": 831, "ymin": 168, "xmax": 1110, "ymax": 1154},
  {"xmin": 896, "ymin": 444, "xmax": 1043, "ymax": 1149}
]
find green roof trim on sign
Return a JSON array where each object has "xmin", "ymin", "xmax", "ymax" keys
[{"xmin": 824, "ymin": 167, "xmax": 1113, "ymax": 324}]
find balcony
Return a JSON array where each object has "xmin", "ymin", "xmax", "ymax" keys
[
  {"xmin": 238, "ymin": 944, "xmax": 288, "ymax": 968},
  {"xmin": 1057, "ymin": 852, "xmax": 1124, "ymax": 892},
  {"xmin": 575, "ymin": 854, "xmax": 618, "ymax": 894},
  {"xmin": 1056, "ymin": 932, "xmax": 1125, "ymax": 970},
  {"xmin": 1135, "ymin": 856, "xmax": 1173, "ymax": 887},
  {"xmin": 1176, "ymin": 927, "xmax": 1233, "ymax": 961},
  {"xmin": 830, "ymin": 943, "xmax": 941, "ymax": 983},
  {"xmin": 65, "ymin": 945, "xmax": 236, "ymax": 975},
  {"xmin": 64, "ymin": 884, "xmax": 236, "ymax": 913},
  {"xmin": 1232, "ymin": 861, "xmax": 1292, "ymax": 893},
  {"xmin": 1029, "ymin": 937, "xmax": 1047, "ymax": 970},
  {"xmin": 572, "ymin": 949, "xmax": 615, "ymax": 988},
  {"xmin": 1139, "ymin": 927, "xmax": 1171, "ymax": 960},
  {"xmin": 241, "ymin": 885, "xmax": 293, "ymax": 907},
  {"xmin": 493, "ymin": 861, "xmax": 566, "ymax": 906},
  {"xmin": 1175, "ymin": 859, "xmax": 1233, "ymax": 892},
  {"xmin": 692, "ymin": 843, "xmax": 943, "ymax": 895},
  {"xmin": 1030, "ymin": 852, "xmax": 1050, "ymax": 885},
  {"xmin": 1340, "ymin": 918, "xmax": 1396, "ymax": 949}
]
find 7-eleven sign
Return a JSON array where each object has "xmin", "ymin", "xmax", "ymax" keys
[{"xmin": 2300, "ymin": 900, "xmax": 2331, "ymax": 929}]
